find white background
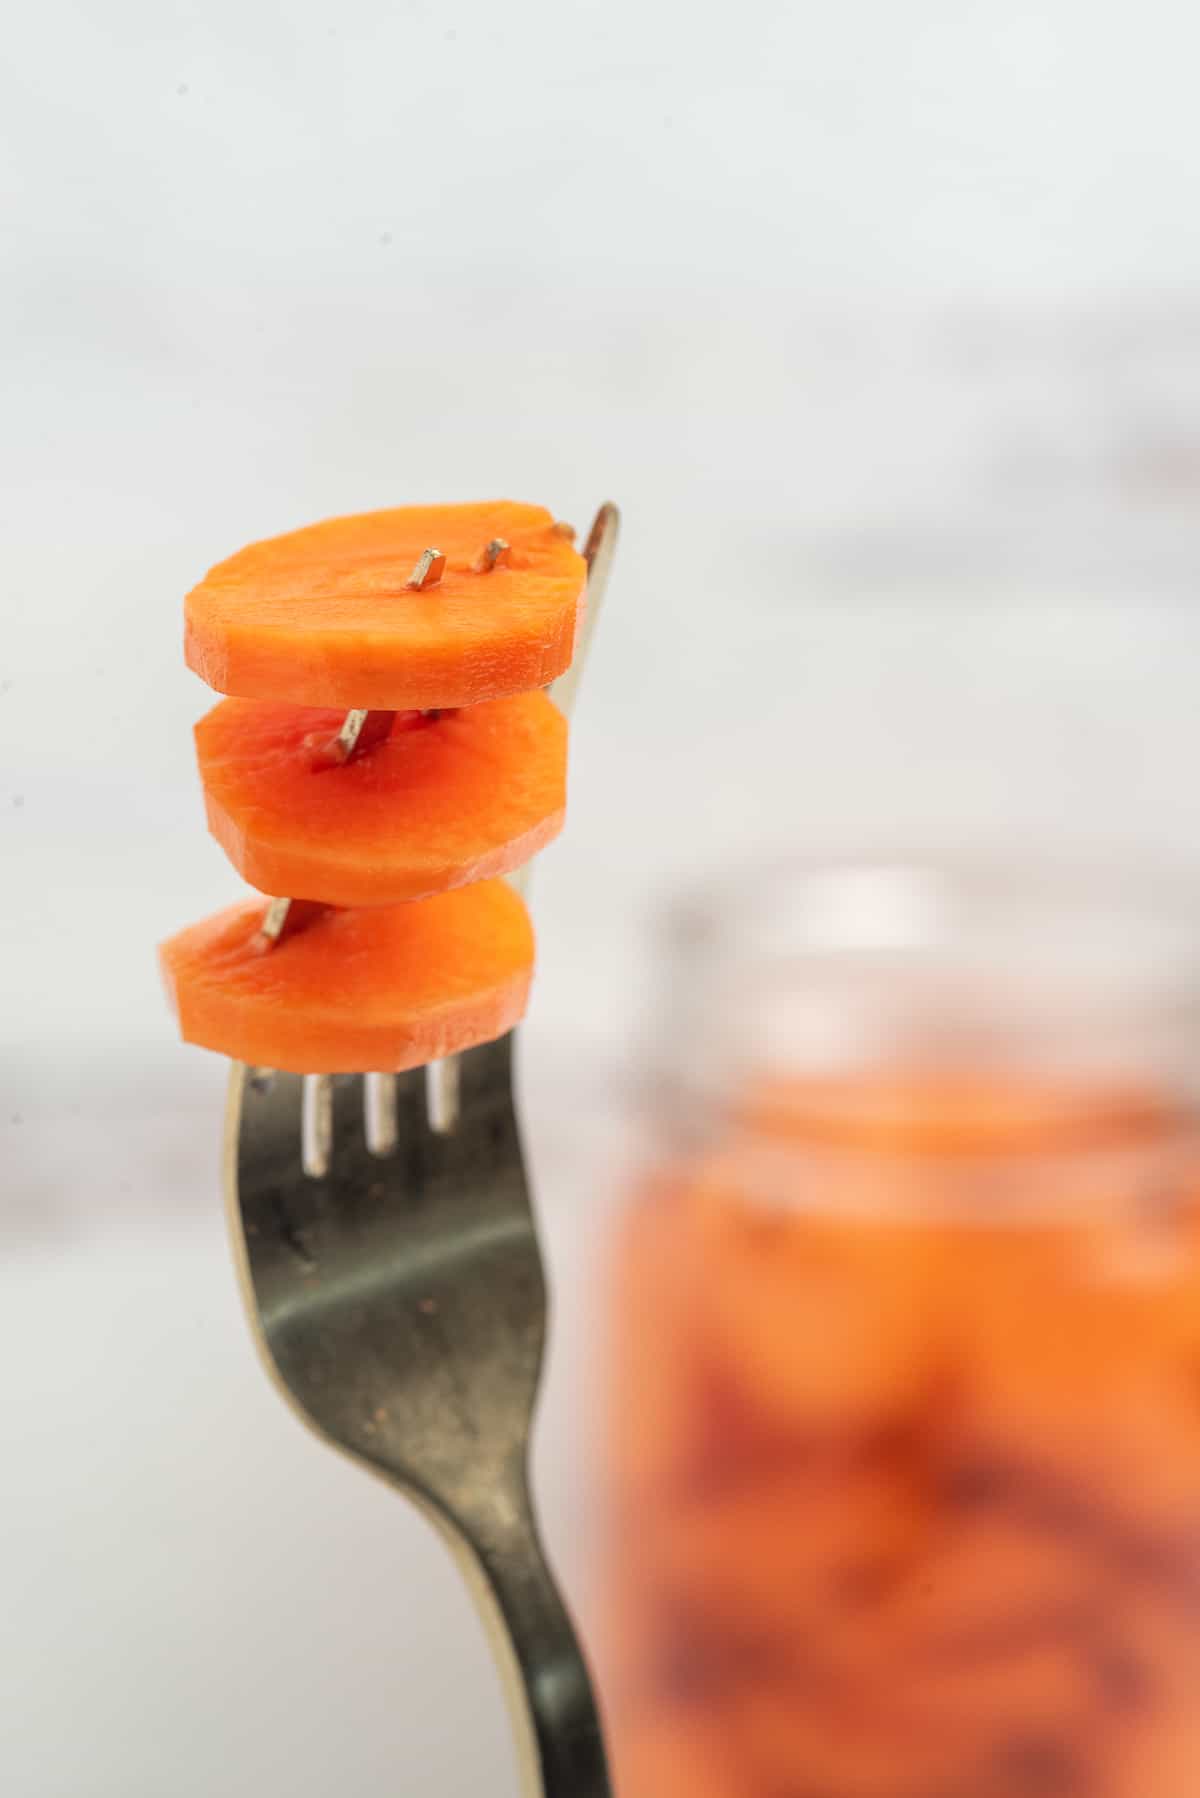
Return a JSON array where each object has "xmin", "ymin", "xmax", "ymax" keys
[{"xmin": 6, "ymin": 1, "xmax": 1200, "ymax": 1791}]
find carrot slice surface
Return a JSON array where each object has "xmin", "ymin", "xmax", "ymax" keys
[
  {"xmin": 159, "ymin": 880, "xmax": 534, "ymax": 1073},
  {"xmin": 195, "ymin": 691, "xmax": 566, "ymax": 907},
  {"xmin": 184, "ymin": 500, "xmax": 585, "ymax": 709}
]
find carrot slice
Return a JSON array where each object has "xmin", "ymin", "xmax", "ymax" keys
[
  {"xmin": 195, "ymin": 691, "xmax": 567, "ymax": 907},
  {"xmin": 184, "ymin": 501, "xmax": 586, "ymax": 709},
  {"xmin": 159, "ymin": 881, "xmax": 534, "ymax": 1073}
]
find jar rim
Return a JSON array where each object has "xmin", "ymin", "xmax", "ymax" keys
[
  {"xmin": 664, "ymin": 851, "xmax": 1200, "ymax": 960},
  {"xmin": 648, "ymin": 853, "xmax": 1200, "ymax": 1132}
]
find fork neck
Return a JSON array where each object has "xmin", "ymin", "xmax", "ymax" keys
[{"xmin": 430, "ymin": 1472, "xmax": 612, "ymax": 1798}]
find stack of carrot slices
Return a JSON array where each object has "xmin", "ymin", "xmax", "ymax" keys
[{"xmin": 160, "ymin": 501, "xmax": 587, "ymax": 1074}]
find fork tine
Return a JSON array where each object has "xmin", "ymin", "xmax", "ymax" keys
[
  {"xmin": 364, "ymin": 1072, "xmax": 398, "ymax": 1157},
  {"xmin": 301, "ymin": 1074, "xmax": 334, "ymax": 1177},
  {"xmin": 425, "ymin": 1056, "xmax": 461, "ymax": 1134},
  {"xmin": 231, "ymin": 1064, "xmax": 305, "ymax": 1197}
]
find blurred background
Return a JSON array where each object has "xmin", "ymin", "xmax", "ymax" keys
[{"xmin": 6, "ymin": 1, "xmax": 1200, "ymax": 1791}]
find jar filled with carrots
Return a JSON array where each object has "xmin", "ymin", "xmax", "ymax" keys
[{"xmin": 602, "ymin": 860, "xmax": 1200, "ymax": 1798}]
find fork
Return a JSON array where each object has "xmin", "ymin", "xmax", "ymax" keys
[{"xmin": 222, "ymin": 504, "xmax": 618, "ymax": 1798}]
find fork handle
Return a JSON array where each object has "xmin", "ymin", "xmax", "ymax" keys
[{"xmin": 441, "ymin": 1481, "xmax": 612, "ymax": 1798}]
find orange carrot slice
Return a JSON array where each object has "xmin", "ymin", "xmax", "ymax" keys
[
  {"xmin": 159, "ymin": 881, "xmax": 533, "ymax": 1073},
  {"xmin": 195, "ymin": 691, "xmax": 567, "ymax": 907},
  {"xmin": 184, "ymin": 500, "xmax": 585, "ymax": 709}
]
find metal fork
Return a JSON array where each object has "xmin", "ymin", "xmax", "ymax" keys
[{"xmin": 222, "ymin": 504, "xmax": 618, "ymax": 1798}]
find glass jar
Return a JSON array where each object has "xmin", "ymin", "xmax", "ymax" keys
[{"xmin": 601, "ymin": 859, "xmax": 1200, "ymax": 1798}]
